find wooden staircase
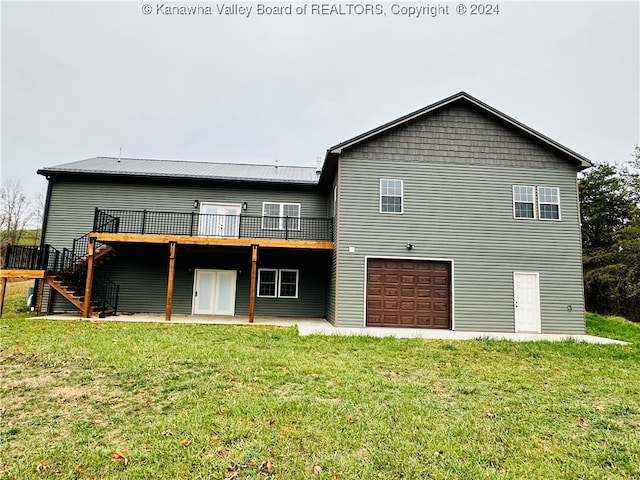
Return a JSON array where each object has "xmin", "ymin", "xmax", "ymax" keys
[
  {"xmin": 1, "ymin": 235, "xmax": 120, "ymax": 319},
  {"xmin": 44, "ymin": 245, "xmax": 118, "ymax": 317}
]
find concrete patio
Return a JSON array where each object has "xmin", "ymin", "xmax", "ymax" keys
[{"xmin": 36, "ymin": 312, "xmax": 629, "ymax": 345}]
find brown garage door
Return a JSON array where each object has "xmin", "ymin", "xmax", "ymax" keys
[{"xmin": 366, "ymin": 259, "xmax": 451, "ymax": 328}]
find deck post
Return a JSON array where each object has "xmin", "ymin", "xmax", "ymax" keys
[
  {"xmin": 0, "ymin": 277, "xmax": 7, "ymax": 318},
  {"xmin": 47, "ymin": 282, "xmax": 55, "ymax": 314},
  {"xmin": 248, "ymin": 244, "xmax": 259, "ymax": 323},
  {"xmin": 166, "ymin": 241, "xmax": 177, "ymax": 321},
  {"xmin": 35, "ymin": 278, "xmax": 45, "ymax": 316},
  {"xmin": 82, "ymin": 237, "xmax": 96, "ymax": 318}
]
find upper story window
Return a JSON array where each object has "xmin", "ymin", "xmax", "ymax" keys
[
  {"xmin": 262, "ymin": 202, "xmax": 301, "ymax": 230},
  {"xmin": 513, "ymin": 185, "xmax": 561, "ymax": 220},
  {"xmin": 513, "ymin": 186, "xmax": 535, "ymax": 219},
  {"xmin": 538, "ymin": 187, "xmax": 560, "ymax": 220},
  {"xmin": 380, "ymin": 179, "xmax": 403, "ymax": 213}
]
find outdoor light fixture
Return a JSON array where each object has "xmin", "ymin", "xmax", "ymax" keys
[
  {"xmin": 406, "ymin": 243, "xmax": 413, "ymax": 250},
  {"xmin": 193, "ymin": 200, "xmax": 199, "ymax": 208},
  {"xmin": 242, "ymin": 202, "xmax": 248, "ymax": 211}
]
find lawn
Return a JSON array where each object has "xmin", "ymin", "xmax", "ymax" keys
[{"xmin": 1, "ymin": 300, "xmax": 639, "ymax": 479}]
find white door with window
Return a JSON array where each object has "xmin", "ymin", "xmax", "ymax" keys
[
  {"xmin": 513, "ymin": 272, "xmax": 541, "ymax": 332},
  {"xmin": 193, "ymin": 269, "xmax": 237, "ymax": 315},
  {"xmin": 199, "ymin": 203, "xmax": 241, "ymax": 237}
]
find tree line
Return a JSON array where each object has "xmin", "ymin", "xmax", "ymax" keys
[
  {"xmin": 0, "ymin": 180, "xmax": 44, "ymax": 249},
  {"xmin": 579, "ymin": 147, "xmax": 640, "ymax": 322}
]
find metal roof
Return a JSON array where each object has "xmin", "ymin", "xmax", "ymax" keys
[{"xmin": 38, "ymin": 157, "xmax": 321, "ymax": 186}]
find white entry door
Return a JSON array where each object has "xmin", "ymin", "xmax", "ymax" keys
[
  {"xmin": 193, "ymin": 269, "xmax": 237, "ymax": 315},
  {"xmin": 199, "ymin": 203, "xmax": 241, "ymax": 237},
  {"xmin": 513, "ymin": 272, "xmax": 541, "ymax": 333}
]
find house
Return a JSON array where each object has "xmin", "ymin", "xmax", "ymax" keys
[{"xmin": 0, "ymin": 92, "xmax": 592, "ymax": 333}]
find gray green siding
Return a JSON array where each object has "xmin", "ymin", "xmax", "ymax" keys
[
  {"xmin": 96, "ymin": 246, "xmax": 328, "ymax": 317},
  {"xmin": 43, "ymin": 180, "xmax": 327, "ymax": 248},
  {"xmin": 43, "ymin": 180, "xmax": 329, "ymax": 317},
  {"xmin": 334, "ymin": 104, "xmax": 585, "ymax": 333}
]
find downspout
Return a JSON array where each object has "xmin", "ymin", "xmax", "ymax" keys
[
  {"xmin": 34, "ymin": 177, "xmax": 53, "ymax": 312},
  {"xmin": 39, "ymin": 177, "xmax": 53, "ymax": 249}
]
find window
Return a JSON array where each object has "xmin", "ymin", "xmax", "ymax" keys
[
  {"xmin": 380, "ymin": 179, "xmax": 403, "ymax": 213},
  {"xmin": 279, "ymin": 270, "xmax": 298, "ymax": 298},
  {"xmin": 513, "ymin": 186, "xmax": 535, "ymax": 219},
  {"xmin": 538, "ymin": 187, "xmax": 560, "ymax": 220},
  {"xmin": 257, "ymin": 268, "xmax": 299, "ymax": 298},
  {"xmin": 258, "ymin": 269, "xmax": 277, "ymax": 297},
  {"xmin": 513, "ymin": 185, "xmax": 561, "ymax": 220},
  {"xmin": 261, "ymin": 202, "xmax": 301, "ymax": 230}
]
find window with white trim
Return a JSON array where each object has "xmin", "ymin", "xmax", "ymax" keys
[
  {"xmin": 278, "ymin": 270, "xmax": 299, "ymax": 298},
  {"xmin": 257, "ymin": 268, "xmax": 299, "ymax": 298},
  {"xmin": 380, "ymin": 179, "xmax": 403, "ymax": 213},
  {"xmin": 261, "ymin": 202, "xmax": 301, "ymax": 230},
  {"xmin": 513, "ymin": 186, "xmax": 535, "ymax": 219},
  {"xmin": 513, "ymin": 185, "xmax": 561, "ymax": 220},
  {"xmin": 538, "ymin": 186, "xmax": 560, "ymax": 220},
  {"xmin": 257, "ymin": 269, "xmax": 277, "ymax": 297}
]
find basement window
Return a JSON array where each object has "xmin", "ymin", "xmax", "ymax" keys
[
  {"xmin": 257, "ymin": 269, "xmax": 299, "ymax": 298},
  {"xmin": 257, "ymin": 269, "xmax": 277, "ymax": 297}
]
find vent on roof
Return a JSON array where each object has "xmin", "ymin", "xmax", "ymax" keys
[{"xmin": 315, "ymin": 156, "xmax": 322, "ymax": 174}]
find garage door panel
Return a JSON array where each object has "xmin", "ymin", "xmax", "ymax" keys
[
  {"xmin": 432, "ymin": 315, "xmax": 449, "ymax": 327},
  {"xmin": 367, "ymin": 259, "xmax": 451, "ymax": 329},
  {"xmin": 400, "ymin": 315, "xmax": 416, "ymax": 326},
  {"xmin": 384, "ymin": 286, "xmax": 398, "ymax": 296},
  {"xmin": 433, "ymin": 287, "xmax": 448, "ymax": 297},
  {"xmin": 401, "ymin": 287, "xmax": 416, "ymax": 297},
  {"xmin": 367, "ymin": 299, "xmax": 382, "ymax": 309},
  {"xmin": 383, "ymin": 299, "xmax": 399, "ymax": 309},
  {"xmin": 384, "ymin": 274, "xmax": 399, "ymax": 284},
  {"xmin": 401, "ymin": 301, "xmax": 416, "ymax": 310},
  {"xmin": 433, "ymin": 303, "xmax": 448, "ymax": 312}
]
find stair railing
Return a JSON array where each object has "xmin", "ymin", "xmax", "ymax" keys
[{"xmin": 8, "ymin": 233, "xmax": 121, "ymax": 317}]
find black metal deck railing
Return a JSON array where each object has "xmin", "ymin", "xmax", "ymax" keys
[
  {"xmin": 93, "ymin": 208, "xmax": 334, "ymax": 241},
  {"xmin": 3, "ymin": 245, "xmax": 43, "ymax": 270},
  {"xmin": 3, "ymin": 242, "xmax": 119, "ymax": 317}
]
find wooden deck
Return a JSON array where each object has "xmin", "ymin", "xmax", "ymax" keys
[{"xmin": 92, "ymin": 232, "xmax": 334, "ymax": 250}]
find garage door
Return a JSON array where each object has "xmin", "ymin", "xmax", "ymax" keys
[{"xmin": 366, "ymin": 259, "xmax": 451, "ymax": 328}]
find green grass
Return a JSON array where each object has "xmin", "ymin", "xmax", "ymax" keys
[
  {"xmin": 1, "ymin": 228, "xmax": 41, "ymax": 246},
  {"xmin": 1, "ymin": 310, "xmax": 639, "ymax": 479}
]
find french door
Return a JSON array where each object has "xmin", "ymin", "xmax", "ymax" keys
[
  {"xmin": 193, "ymin": 269, "xmax": 237, "ymax": 315},
  {"xmin": 199, "ymin": 203, "xmax": 241, "ymax": 237}
]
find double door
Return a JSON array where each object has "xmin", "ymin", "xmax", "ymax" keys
[
  {"xmin": 199, "ymin": 203, "xmax": 241, "ymax": 237},
  {"xmin": 193, "ymin": 269, "xmax": 237, "ymax": 316}
]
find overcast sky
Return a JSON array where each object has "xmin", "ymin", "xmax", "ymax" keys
[{"xmin": 2, "ymin": 1, "xmax": 638, "ymax": 196}]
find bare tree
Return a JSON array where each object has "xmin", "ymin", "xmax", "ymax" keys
[{"xmin": 0, "ymin": 180, "xmax": 38, "ymax": 246}]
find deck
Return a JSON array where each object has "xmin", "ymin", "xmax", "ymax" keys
[{"xmin": 92, "ymin": 208, "xmax": 334, "ymax": 249}]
